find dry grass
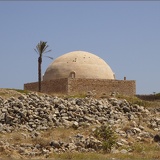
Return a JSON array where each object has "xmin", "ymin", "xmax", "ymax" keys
[
  {"xmin": 32, "ymin": 137, "xmax": 51, "ymax": 148},
  {"xmin": 121, "ymin": 121, "xmax": 135, "ymax": 132},
  {"xmin": 0, "ymin": 88, "xmax": 22, "ymax": 99},
  {"xmin": 0, "ymin": 128, "xmax": 159, "ymax": 160},
  {"xmin": 50, "ymin": 149, "xmax": 160, "ymax": 160},
  {"xmin": 50, "ymin": 152, "xmax": 109, "ymax": 160},
  {"xmin": 0, "ymin": 127, "xmax": 91, "ymax": 148}
]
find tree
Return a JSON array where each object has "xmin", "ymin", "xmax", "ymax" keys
[{"xmin": 34, "ymin": 41, "xmax": 52, "ymax": 92}]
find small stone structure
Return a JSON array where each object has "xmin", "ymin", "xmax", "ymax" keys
[{"xmin": 24, "ymin": 51, "xmax": 136, "ymax": 96}]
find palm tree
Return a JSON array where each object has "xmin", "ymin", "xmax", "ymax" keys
[{"xmin": 34, "ymin": 41, "xmax": 52, "ymax": 92}]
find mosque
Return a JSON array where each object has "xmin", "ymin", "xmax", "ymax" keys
[{"xmin": 24, "ymin": 51, "xmax": 136, "ymax": 96}]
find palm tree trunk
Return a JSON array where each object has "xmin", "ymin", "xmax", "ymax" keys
[{"xmin": 38, "ymin": 56, "xmax": 42, "ymax": 92}]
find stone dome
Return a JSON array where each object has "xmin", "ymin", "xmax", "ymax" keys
[{"xmin": 43, "ymin": 51, "xmax": 115, "ymax": 81}]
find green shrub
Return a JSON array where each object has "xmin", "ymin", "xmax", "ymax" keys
[{"xmin": 93, "ymin": 124, "xmax": 117, "ymax": 153}]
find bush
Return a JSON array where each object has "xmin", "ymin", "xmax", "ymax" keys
[{"xmin": 93, "ymin": 124, "xmax": 117, "ymax": 153}]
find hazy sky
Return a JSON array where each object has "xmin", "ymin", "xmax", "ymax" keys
[{"xmin": 0, "ymin": 1, "xmax": 160, "ymax": 94}]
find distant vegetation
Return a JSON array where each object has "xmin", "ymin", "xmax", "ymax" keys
[
  {"xmin": 136, "ymin": 93, "xmax": 160, "ymax": 101},
  {"xmin": 116, "ymin": 94, "xmax": 160, "ymax": 108}
]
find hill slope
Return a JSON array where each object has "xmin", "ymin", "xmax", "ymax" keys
[{"xmin": 0, "ymin": 89, "xmax": 160, "ymax": 159}]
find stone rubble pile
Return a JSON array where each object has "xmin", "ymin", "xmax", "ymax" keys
[{"xmin": 0, "ymin": 93, "xmax": 160, "ymax": 158}]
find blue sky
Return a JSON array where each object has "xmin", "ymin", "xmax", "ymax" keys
[{"xmin": 0, "ymin": 1, "xmax": 160, "ymax": 94}]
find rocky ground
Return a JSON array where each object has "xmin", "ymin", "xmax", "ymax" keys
[{"xmin": 0, "ymin": 89, "xmax": 160, "ymax": 159}]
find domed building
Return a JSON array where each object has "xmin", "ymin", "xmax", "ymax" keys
[
  {"xmin": 43, "ymin": 51, "xmax": 115, "ymax": 81},
  {"xmin": 24, "ymin": 51, "xmax": 136, "ymax": 96}
]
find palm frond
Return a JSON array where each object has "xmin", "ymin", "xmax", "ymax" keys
[
  {"xmin": 34, "ymin": 41, "xmax": 52, "ymax": 57},
  {"xmin": 44, "ymin": 55, "xmax": 53, "ymax": 60},
  {"xmin": 44, "ymin": 49, "xmax": 52, "ymax": 54},
  {"xmin": 34, "ymin": 48, "xmax": 38, "ymax": 54}
]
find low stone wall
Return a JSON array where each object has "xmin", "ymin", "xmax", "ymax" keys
[
  {"xmin": 24, "ymin": 82, "xmax": 39, "ymax": 92},
  {"xmin": 24, "ymin": 78, "xmax": 68, "ymax": 94},
  {"xmin": 24, "ymin": 78, "xmax": 136, "ymax": 96},
  {"xmin": 68, "ymin": 79, "xmax": 136, "ymax": 96}
]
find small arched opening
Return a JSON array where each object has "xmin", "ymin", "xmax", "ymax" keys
[{"xmin": 69, "ymin": 71, "xmax": 76, "ymax": 78}]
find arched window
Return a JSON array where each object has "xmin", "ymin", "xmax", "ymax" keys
[{"xmin": 70, "ymin": 71, "xmax": 76, "ymax": 78}]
